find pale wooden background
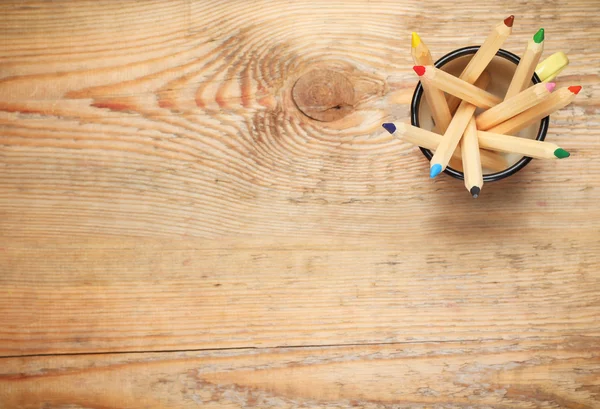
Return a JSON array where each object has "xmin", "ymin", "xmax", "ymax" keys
[{"xmin": 1, "ymin": 1, "xmax": 599, "ymax": 408}]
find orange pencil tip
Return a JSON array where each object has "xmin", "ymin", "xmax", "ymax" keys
[
  {"xmin": 413, "ymin": 66, "xmax": 426, "ymax": 76},
  {"xmin": 568, "ymin": 86, "xmax": 582, "ymax": 95},
  {"xmin": 504, "ymin": 15, "xmax": 514, "ymax": 27}
]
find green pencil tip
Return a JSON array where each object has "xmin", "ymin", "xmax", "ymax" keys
[
  {"xmin": 533, "ymin": 28, "xmax": 544, "ymax": 44},
  {"xmin": 554, "ymin": 148, "xmax": 570, "ymax": 158}
]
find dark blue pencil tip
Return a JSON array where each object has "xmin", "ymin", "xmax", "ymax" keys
[
  {"xmin": 382, "ymin": 123, "xmax": 396, "ymax": 134},
  {"xmin": 430, "ymin": 164, "xmax": 442, "ymax": 178}
]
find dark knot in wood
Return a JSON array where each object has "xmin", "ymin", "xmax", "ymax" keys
[{"xmin": 292, "ymin": 69, "xmax": 355, "ymax": 122}]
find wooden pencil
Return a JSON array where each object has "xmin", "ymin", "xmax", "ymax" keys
[
  {"xmin": 430, "ymin": 73, "xmax": 491, "ymax": 178},
  {"xmin": 381, "ymin": 122, "xmax": 508, "ymax": 172},
  {"xmin": 414, "ymin": 65, "xmax": 501, "ymax": 109},
  {"xmin": 411, "ymin": 33, "xmax": 452, "ymax": 133},
  {"xmin": 535, "ymin": 51, "xmax": 569, "ymax": 82},
  {"xmin": 475, "ymin": 82, "xmax": 556, "ymax": 131},
  {"xmin": 461, "ymin": 117, "xmax": 483, "ymax": 198},
  {"xmin": 477, "ymin": 130, "xmax": 570, "ymax": 159},
  {"xmin": 447, "ymin": 15, "xmax": 514, "ymax": 112},
  {"xmin": 487, "ymin": 86, "xmax": 581, "ymax": 135},
  {"xmin": 411, "ymin": 32, "xmax": 433, "ymax": 66},
  {"xmin": 504, "ymin": 28, "xmax": 545, "ymax": 99}
]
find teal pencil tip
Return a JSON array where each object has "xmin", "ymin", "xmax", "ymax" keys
[
  {"xmin": 533, "ymin": 28, "xmax": 544, "ymax": 43},
  {"xmin": 430, "ymin": 164, "xmax": 442, "ymax": 178},
  {"xmin": 554, "ymin": 148, "xmax": 570, "ymax": 158}
]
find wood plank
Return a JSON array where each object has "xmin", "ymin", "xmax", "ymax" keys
[
  {"xmin": 1, "ymin": 339, "xmax": 599, "ymax": 408},
  {"xmin": 1, "ymin": 0, "xmax": 599, "ymax": 356},
  {"xmin": 1, "ymin": 233, "xmax": 599, "ymax": 355}
]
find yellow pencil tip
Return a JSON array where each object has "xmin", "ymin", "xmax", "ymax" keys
[{"xmin": 411, "ymin": 32, "xmax": 421, "ymax": 48}]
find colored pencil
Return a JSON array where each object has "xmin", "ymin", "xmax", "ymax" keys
[
  {"xmin": 461, "ymin": 117, "xmax": 483, "ymax": 198},
  {"xmin": 487, "ymin": 86, "xmax": 581, "ymax": 135},
  {"xmin": 447, "ymin": 15, "xmax": 514, "ymax": 112},
  {"xmin": 414, "ymin": 65, "xmax": 501, "ymax": 109},
  {"xmin": 411, "ymin": 32, "xmax": 433, "ymax": 65},
  {"xmin": 475, "ymin": 82, "xmax": 556, "ymax": 131},
  {"xmin": 430, "ymin": 73, "xmax": 491, "ymax": 178},
  {"xmin": 504, "ymin": 28, "xmax": 545, "ymax": 99},
  {"xmin": 411, "ymin": 33, "xmax": 452, "ymax": 133},
  {"xmin": 535, "ymin": 51, "xmax": 569, "ymax": 82},
  {"xmin": 477, "ymin": 131, "xmax": 570, "ymax": 159},
  {"xmin": 381, "ymin": 122, "xmax": 508, "ymax": 172}
]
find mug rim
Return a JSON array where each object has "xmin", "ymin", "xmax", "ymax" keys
[{"xmin": 410, "ymin": 45, "xmax": 550, "ymax": 182}]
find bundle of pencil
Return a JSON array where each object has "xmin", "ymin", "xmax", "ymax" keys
[{"xmin": 383, "ymin": 16, "xmax": 581, "ymax": 198}]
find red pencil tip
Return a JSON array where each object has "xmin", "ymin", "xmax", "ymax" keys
[
  {"xmin": 413, "ymin": 66, "xmax": 426, "ymax": 76},
  {"xmin": 568, "ymin": 86, "xmax": 582, "ymax": 95},
  {"xmin": 504, "ymin": 15, "xmax": 514, "ymax": 27}
]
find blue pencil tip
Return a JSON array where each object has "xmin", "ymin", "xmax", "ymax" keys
[
  {"xmin": 430, "ymin": 164, "xmax": 442, "ymax": 178},
  {"xmin": 382, "ymin": 123, "xmax": 396, "ymax": 134}
]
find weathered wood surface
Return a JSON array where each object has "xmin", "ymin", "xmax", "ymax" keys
[
  {"xmin": 2, "ymin": 339, "xmax": 600, "ymax": 408},
  {"xmin": 0, "ymin": 0, "xmax": 599, "ymax": 407}
]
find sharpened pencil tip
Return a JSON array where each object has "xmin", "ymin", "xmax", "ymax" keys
[
  {"xmin": 504, "ymin": 15, "xmax": 514, "ymax": 27},
  {"xmin": 533, "ymin": 28, "xmax": 544, "ymax": 43},
  {"xmin": 554, "ymin": 148, "xmax": 570, "ymax": 159},
  {"xmin": 411, "ymin": 32, "xmax": 421, "ymax": 48},
  {"xmin": 545, "ymin": 82, "xmax": 556, "ymax": 92},
  {"xmin": 470, "ymin": 186, "xmax": 481, "ymax": 198},
  {"xmin": 430, "ymin": 164, "xmax": 442, "ymax": 178},
  {"xmin": 382, "ymin": 123, "xmax": 396, "ymax": 134},
  {"xmin": 568, "ymin": 86, "xmax": 582, "ymax": 95},
  {"xmin": 413, "ymin": 65, "xmax": 426, "ymax": 76}
]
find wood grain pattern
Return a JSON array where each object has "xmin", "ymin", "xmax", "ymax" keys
[
  {"xmin": 1, "ymin": 234, "xmax": 599, "ymax": 356},
  {"xmin": 0, "ymin": 0, "xmax": 600, "ymax": 406},
  {"xmin": 2, "ymin": 338, "xmax": 599, "ymax": 408}
]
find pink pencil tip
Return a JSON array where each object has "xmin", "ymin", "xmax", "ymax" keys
[{"xmin": 545, "ymin": 82, "xmax": 556, "ymax": 92}]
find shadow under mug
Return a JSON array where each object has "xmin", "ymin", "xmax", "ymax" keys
[{"xmin": 410, "ymin": 46, "xmax": 550, "ymax": 182}]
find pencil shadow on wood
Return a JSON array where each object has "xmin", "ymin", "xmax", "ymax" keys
[{"xmin": 424, "ymin": 169, "xmax": 535, "ymax": 238}]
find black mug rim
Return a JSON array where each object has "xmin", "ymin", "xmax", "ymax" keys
[{"xmin": 410, "ymin": 45, "xmax": 550, "ymax": 182}]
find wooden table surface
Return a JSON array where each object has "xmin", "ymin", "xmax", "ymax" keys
[{"xmin": 1, "ymin": 1, "xmax": 599, "ymax": 408}]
